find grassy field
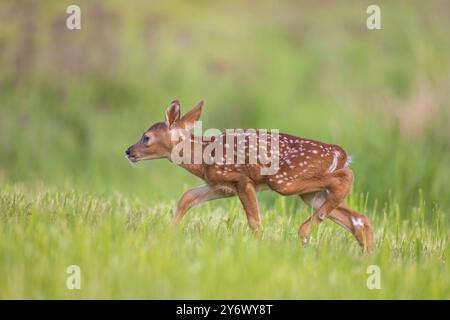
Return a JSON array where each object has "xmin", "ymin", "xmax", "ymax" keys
[
  {"xmin": 0, "ymin": 184, "xmax": 448, "ymax": 299},
  {"xmin": 0, "ymin": 1, "xmax": 449, "ymax": 299}
]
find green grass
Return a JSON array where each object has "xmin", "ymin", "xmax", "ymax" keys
[{"xmin": 0, "ymin": 184, "xmax": 448, "ymax": 299}]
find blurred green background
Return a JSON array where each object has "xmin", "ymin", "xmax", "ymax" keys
[{"xmin": 1, "ymin": 0, "xmax": 449, "ymax": 213}]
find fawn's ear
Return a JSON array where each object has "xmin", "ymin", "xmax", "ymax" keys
[
  {"xmin": 165, "ymin": 100, "xmax": 181, "ymax": 128},
  {"xmin": 179, "ymin": 100, "xmax": 203, "ymax": 130}
]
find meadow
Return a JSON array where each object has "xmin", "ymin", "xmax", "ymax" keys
[{"xmin": 0, "ymin": 1, "xmax": 449, "ymax": 299}]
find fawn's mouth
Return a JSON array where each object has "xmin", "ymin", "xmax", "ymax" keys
[
  {"xmin": 125, "ymin": 155, "xmax": 139, "ymax": 163},
  {"xmin": 126, "ymin": 155, "xmax": 159, "ymax": 164}
]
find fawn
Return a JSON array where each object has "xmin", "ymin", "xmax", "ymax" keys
[{"xmin": 125, "ymin": 100, "xmax": 374, "ymax": 251}]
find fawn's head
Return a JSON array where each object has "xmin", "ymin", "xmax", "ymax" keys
[{"xmin": 125, "ymin": 100, "xmax": 203, "ymax": 162}]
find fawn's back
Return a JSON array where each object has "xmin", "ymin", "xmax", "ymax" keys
[{"xmin": 196, "ymin": 131, "xmax": 349, "ymax": 196}]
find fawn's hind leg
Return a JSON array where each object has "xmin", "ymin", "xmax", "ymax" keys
[
  {"xmin": 300, "ymin": 190, "xmax": 374, "ymax": 252},
  {"xmin": 298, "ymin": 168, "xmax": 354, "ymax": 243},
  {"xmin": 328, "ymin": 205, "xmax": 374, "ymax": 251}
]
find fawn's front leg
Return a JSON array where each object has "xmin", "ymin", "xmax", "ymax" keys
[
  {"xmin": 235, "ymin": 179, "xmax": 261, "ymax": 234},
  {"xmin": 172, "ymin": 184, "xmax": 232, "ymax": 226}
]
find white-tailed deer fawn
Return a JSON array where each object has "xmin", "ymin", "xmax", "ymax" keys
[{"xmin": 125, "ymin": 100, "xmax": 374, "ymax": 252}]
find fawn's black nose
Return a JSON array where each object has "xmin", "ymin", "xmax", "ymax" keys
[{"xmin": 125, "ymin": 148, "xmax": 131, "ymax": 156}]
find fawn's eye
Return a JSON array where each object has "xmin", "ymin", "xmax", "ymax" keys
[{"xmin": 142, "ymin": 136, "xmax": 150, "ymax": 144}]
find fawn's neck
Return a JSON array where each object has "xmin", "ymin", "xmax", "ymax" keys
[{"xmin": 169, "ymin": 133, "xmax": 209, "ymax": 180}]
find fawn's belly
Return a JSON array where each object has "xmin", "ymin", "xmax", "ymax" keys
[{"xmin": 213, "ymin": 183, "xmax": 269, "ymax": 196}]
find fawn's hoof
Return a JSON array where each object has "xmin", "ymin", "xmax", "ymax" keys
[{"xmin": 301, "ymin": 236, "xmax": 310, "ymax": 246}]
